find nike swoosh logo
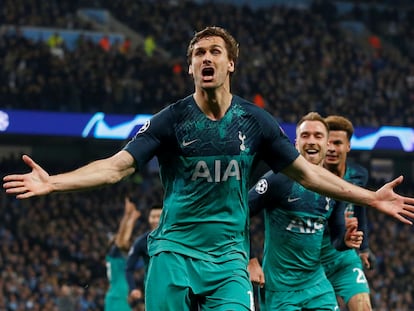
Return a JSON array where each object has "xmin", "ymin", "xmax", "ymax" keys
[
  {"xmin": 287, "ymin": 197, "xmax": 301, "ymax": 203},
  {"xmin": 182, "ymin": 139, "xmax": 199, "ymax": 147}
]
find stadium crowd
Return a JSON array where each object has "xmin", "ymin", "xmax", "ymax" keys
[
  {"xmin": 1, "ymin": 156, "xmax": 414, "ymax": 310},
  {"xmin": 1, "ymin": 0, "xmax": 414, "ymax": 310},
  {"xmin": 0, "ymin": 156, "xmax": 162, "ymax": 311},
  {"xmin": 1, "ymin": 0, "xmax": 414, "ymax": 126}
]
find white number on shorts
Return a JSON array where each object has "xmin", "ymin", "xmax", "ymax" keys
[
  {"xmin": 106, "ymin": 262, "xmax": 112, "ymax": 281},
  {"xmin": 247, "ymin": 290, "xmax": 255, "ymax": 311},
  {"xmin": 353, "ymin": 267, "xmax": 367, "ymax": 284}
]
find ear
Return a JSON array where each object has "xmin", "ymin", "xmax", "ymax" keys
[
  {"xmin": 188, "ymin": 64, "xmax": 193, "ymax": 75},
  {"xmin": 228, "ymin": 60, "xmax": 235, "ymax": 73},
  {"xmin": 346, "ymin": 142, "xmax": 351, "ymax": 152}
]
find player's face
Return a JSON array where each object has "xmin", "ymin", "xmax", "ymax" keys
[
  {"xmin": 148, "ymin": 208, "xmax": 162, "ymax": 230},
  {"xmin": 188, "ymin": 36, "xmax": 235, "ymax": 91},
  {"xmin": 295, "ymin": 120, "xmax": 328, "ymax": 165},
  {"xmin": 325, "ymin": 130, "xmax": 350, "ymax": 166}
]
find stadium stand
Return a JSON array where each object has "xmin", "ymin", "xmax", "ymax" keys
[{"xmin": 1, "ymin": 0, "xmax": 414, "ymax": 126}]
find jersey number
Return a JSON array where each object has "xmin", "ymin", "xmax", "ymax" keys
[{"xmin": 353, "ymin": 267, "xmax": 367, "ymax": 284}]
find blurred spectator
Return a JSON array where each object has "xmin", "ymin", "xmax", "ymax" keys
[
  {"xmin": 47, "ymin": 32, "xmax": 65, "ymax": 59},
  {"xmin": 99, "ymin": 35, "xmax": 111, "ymax": 52},
  {"xmin": 143, "ymin": 35, "xmax": 156, "ymax": 57},
  {"xmin": 47, "ymin": 32, "xmax": 64, "ymax": 49},
  {"xmin": 119, "ymin": 37, "xmax": 132, "ymax": 55},
  {"xmin": 56, "ymin": 284, "xmax": 79, "ymax": 311}
]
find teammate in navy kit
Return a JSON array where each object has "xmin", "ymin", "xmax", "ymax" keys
[
  {"xmin": 126, "ymin": 204, "xmax": 162, "ymax": 305},
  {"xmin": 322, "ymin": 115, "xmax": 374, "ymax": 311},
  {"xmin": 4, "ymin": 26, "xmax": 414, "ymax": 311}
]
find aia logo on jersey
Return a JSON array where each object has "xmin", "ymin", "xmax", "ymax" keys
[
  {"xmin": 255, "ymin": 179, "xmax": 268, "ymax": 194},
  {"xmin": 191, "ymin": 160, "xmax": 241, "ymax": 182}
]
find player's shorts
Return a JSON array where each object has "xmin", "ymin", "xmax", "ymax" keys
[
  {"xmin": 324, "ymin": 255, "xmax": 370, "ymax": 304},
  {"xmin": 104, "ymin": 296, "xmax": 131, "ymax": 311},
  {"xmin": 259, "ymin": 277, "xmax": 339, "ymax": 311},
  {"xmin": 145, "ymin": 251, "xmax": 254, "ymax": 311}
]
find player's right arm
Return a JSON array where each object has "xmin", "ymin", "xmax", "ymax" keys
[{"xmin": 3, "ymin": 150, "xmax": 136, "ymax": 199}]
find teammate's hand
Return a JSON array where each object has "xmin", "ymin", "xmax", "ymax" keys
[
  {"xmin": 344, "ymin": 213, "xmax": 364, "ymax": 249},
  {"xmin": 125, "ymin": 197, "xmax": 141, "ymax": 219},
  {"xmin": 248, "ymin": 257, "xmax": 265, "ymax": 288},
  {"xmin": 359, "ymin": 249, "xmax": 376, "ymax": 270},
  {"xmin": 129, "ymin": 288, "xmax": 143, "ymax": 300}
]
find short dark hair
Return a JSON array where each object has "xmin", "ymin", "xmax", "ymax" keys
[
  {"xmin": 187, "ymin": 26, "xmax": 239, "ymax": 66},
  {"xmin": 325, "ymin": 115, "xmax": 354, "ymax": 141}
]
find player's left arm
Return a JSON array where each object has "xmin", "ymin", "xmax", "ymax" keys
[{"xmin": 282, "ymin": 156, "xmax": 414, "ymax": 225}]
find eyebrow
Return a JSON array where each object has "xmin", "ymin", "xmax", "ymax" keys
[{"xmin": 194, "ymin": 43, "xmax": 224, "ymax": 50}]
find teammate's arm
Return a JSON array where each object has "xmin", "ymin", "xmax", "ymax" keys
[{"xmin": 115, "ymin": 198, "xmax": 141, "ymax": 250}]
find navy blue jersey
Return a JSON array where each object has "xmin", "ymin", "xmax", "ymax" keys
[
  {"xmin": 124, "ymin": 95, "xmax": 299, "ymax": 263},
  {"xmin": 125, "ymin": 231, "xmax": 150, "ymax": 292},
  {"xmin": 321, "ymin": 161, "xmax": 369, "ymax": 265},
  {"xmin": 249, "ymin": 171, "xmax": 338, "ymax": 291}
]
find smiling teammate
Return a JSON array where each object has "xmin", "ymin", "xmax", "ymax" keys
[{"xmin": 248, "ymin": 112, "xmax": 363, "ymax": 310}]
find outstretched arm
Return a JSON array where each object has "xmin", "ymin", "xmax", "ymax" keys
[
  {"xmin": 283, "ymin": 155, "xmax": 414, "ymax": 224},
  {"xmin": 3, "ymin": 151, "xmax": 136, "ymax": 199}
]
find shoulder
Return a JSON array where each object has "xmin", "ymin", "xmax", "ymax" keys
[
  {"xmin": 345, "ymin": 161, "xmax": 368, "ymax": 185},
  {"xmin": 252, "ymin": 171, "xmax": 290, "ymax": 195},
  {"xmin": 150, "ymin": 95, "xmax": 194, "ymax": 122},
  {"xmin": 166, "ymin": 95, "xmax": 196, "ymax": 118}
]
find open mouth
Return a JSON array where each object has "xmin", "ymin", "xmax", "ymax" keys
[
  {"xmin": 305, "ymin": 149, "xmax": 318, "ymax": 155},
  {"xmin": 202, "ymin": 67, "xmax": 215, "ymax": 79}
]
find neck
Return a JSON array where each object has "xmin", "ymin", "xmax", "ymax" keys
[
  {"xmin": 324, "ymin": 162, "xmax": 346, "ymax": 178},
  {"xmin": 193, "ymin": 87, "xmax": 232, "ymax": 120}
]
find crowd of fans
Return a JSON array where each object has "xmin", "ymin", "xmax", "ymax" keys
[
  {"xmin": 1, "ymin": 154, "xmax": 414, "ymax": 310},
  {"xmin": 1, "ymin": 0, "xmax": 414, "ymax": 310},
  {"xmin": 1, "ymin": 0, "xmax": 414, "ymax": 127},
  {"xmin": 0, "ymin": 156, "xmax": 163, "ymax": 310}
]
